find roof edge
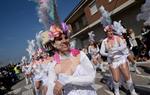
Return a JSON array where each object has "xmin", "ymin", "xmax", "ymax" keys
[{"xmin": 64, "ymin": 0, "xmax": 87, "ymax": 23}]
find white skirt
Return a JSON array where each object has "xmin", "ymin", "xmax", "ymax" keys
[{"xmin": 108, "ymin": 56, "xmax": 127, "ymax": 69}]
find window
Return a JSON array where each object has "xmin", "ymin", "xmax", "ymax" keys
[
  {"xmin": 81, "ymin": 15, "xmax": 87, "ymax": 26},
  {"xmin": 89, "ymin": 1, "xmax": 98, "ymax": 15},
  {"xmin": 75, "ymin": 21, "xmax": 80, "ymax": 31}
]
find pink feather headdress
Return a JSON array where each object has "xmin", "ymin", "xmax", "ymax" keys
[
  {"xmin": 104, "ymin": 25, "xmax": 113, "ymax": 32},
  {"xmin": 48, "ymin": 22, "xmax": 69, "ymax": 41}
]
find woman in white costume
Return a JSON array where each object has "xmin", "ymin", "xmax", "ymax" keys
[
  {"xmin": 39, "ymin": 51, "xmax": 55, "ymax": 95},
  {"xmin": 88, "ymin": 31, "xmax": 105, "ymax": 72},
  {"xmin": 100, "ymin": 25, "xmax": 138, "ymax": 95},
  {"xmin": 29, "ymin": 50, "xmax": 53, "ymax": 95},
  {"xmin": 88, "ymin": 41, "xmax": 105, "ymax": 72},
  {"xmin": 30, "ymin": 53, "xmax": 44, "ymax": 95},
  {"xmin": 22, "ymin": 63, "xmax": 30, "ymax": 85},
  {"xmin": 46, "ymin": 23, "xmax": 97, "ymax": 95},
  {"xmin": 112, "ymin": 21, "xmax": 141, "ymax": 74}
]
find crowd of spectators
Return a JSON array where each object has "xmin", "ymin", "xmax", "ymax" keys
[{"xmin": 0, "ymin": 63, "xmax": 21, "ymax": 94}]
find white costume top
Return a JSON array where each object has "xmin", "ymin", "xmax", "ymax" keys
[
  {"xmin": 58, "ymin": 51, "xmax": 96, "ymax": 86},
  {"xmin": 22, "ymin": 65, "xmax": 31, "ymax": 75},
  {"xmin": 100, "ymin": 36, "xmax": 127, "ymax": 68},
  {"xmin": 22, "ymin": 65, "xmax": 28, "ymax": 74},
  {"xmin": 31, "ymin": 61, "xmax": 52, "ymax": 85},
  {"xmin": 46, "ymin": 51, "xmax": 96, "ymax": 95},
  {"xmin": 88, "ymin": 45, "xmax": 100, "ymax": 56},
  {"xmin": 31, "ymin": 62, "xmax": 43, "ymax": 81},
  {"xmin": 58, "ymin": 51, "xmax": 96, "ymax": 95},
  {"xmin": 122, "ymin": 38, "xmax": 130, "ymax": 56},
  {"xmin": 40, "ymin": 62, "xmax": 51, "ymax": 85}
]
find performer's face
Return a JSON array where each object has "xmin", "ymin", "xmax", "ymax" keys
[
  {"xmin": 90, "ymin": 41, "xmax": 94, "ymax": 45},
  {"xmin": 54, "ymin": 34, "xmax": 70, "ymax": 52},
  {"xmin": 106, "ymin": 30, "xmax": 113, "ymax": 38},
  {"xmin": 41, "ymin": 52, "xmax": 48, "ymax": 59},
  {"xmin": 128, "ymin": 29, "xmax": 133, "ymax": 34}
]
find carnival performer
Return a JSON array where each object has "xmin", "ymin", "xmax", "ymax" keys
[
  {"xmin": 21, "ymin": 56, "xmax": 30, "ymax": 85},
  {"xmin": 29, "ymin": 49, "xmax": 53, "ymax": 95},
  {"xmin": 39, "ymin": 50, "xmax": 54, "ymax": 95},
  {"xmin": 100, "ymin": 25, "xmax": 138, "ymax": 95},
  {"xmin": 25, "ymin": 38, "xmax": 39, "ymax": 94},
  {"xmin": 22, "ymin": 63, "xmax": 30, "ymax": 85},
  {"xmin": 30, "ymin": 52, "xmax": 43, "ymax": 95},
  {"xmin": 46, "ymin": 23, "xmax": 97, "ymax": 95},
  {"xmin": 88, "ymin": 31, "xmax": 106, "ymax": 72},
  {"xmin": 112, "ymin": 21, "xmax": 141, "ymax": 74},
  {"xmin": 35, "ymin": 31, "xmax": 51, "ymax": 95},
  {"xmin": 88, "ymin": 41, "xmax": 105, "ymax": 72},
  {"xmin": 27, "ymin": 46, "xmax": 56, "ymax": 95},
  {"xmin": 25, "ymin": 51, "xmax": 44, "ymax": 95}
]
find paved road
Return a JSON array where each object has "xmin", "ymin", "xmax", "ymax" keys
[
  {"xmin": 5, "ymin": 62, "xmax": 150, "ymax": 95},
  {"xmin": 5, "ymin": 80, "xmax": 34, "ymax": 95}
]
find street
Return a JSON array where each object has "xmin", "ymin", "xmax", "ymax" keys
[{"xmin": 5, "ymin": 62, "xmax": 150, "ymax": 95}]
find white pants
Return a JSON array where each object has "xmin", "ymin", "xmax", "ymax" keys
[{"xmin": 109, "ymin": 56, "xmax": 127, "ymax": 69}]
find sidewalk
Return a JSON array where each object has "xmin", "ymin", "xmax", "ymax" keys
[{"xmin": 5, "ymin": 79, "xmax": 34, "ymax": 95}]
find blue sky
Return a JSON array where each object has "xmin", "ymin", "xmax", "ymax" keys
[{"xmin": 0, "ymin": 0, "xmax": 80, "ymax": 64}]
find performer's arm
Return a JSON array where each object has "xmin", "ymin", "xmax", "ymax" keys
[{"xmin": 100, "ymin": 40, "xmax": 108, "ymax": 56}]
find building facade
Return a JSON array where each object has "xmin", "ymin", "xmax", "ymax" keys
[{"xmin": 65, "ymin": 0, "xmax": 144, "ymax": 48}]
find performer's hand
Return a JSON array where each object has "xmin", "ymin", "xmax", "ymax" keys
[
  {"xmin": 130, "ymin": 47, "xmax": 133, "ymax": 50},
  {"xmin": 54, "ymin": 80, "xmax": 63, "ymax": 95}
]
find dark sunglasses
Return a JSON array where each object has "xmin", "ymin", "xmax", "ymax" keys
[{"xmin": 55, "ymin": 36, "xmax": 68, "ymax": 41}]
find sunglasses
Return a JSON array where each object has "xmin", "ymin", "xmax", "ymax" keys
[{"xmin": 55, "ymin": 36, "xmax": 68, "ymax": 41}]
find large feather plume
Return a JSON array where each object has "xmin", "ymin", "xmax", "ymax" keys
[
  {"xmin": 26, "ymin": 40, "xmax": 36, "ymax": 60},
  {"xmin": 36, "ymin": 30, "xmax": 43, "ymax": 49},
  {"xmin": 99, "ymin": 6, "xmax": 112, "ymax": 27},
  {"xmin": 88, "ymin": 31, "xmax": 95, "ymax": 42},
  {"xmin": 113, "ymin": 21, "xmax": 126, "ymax": 36}
]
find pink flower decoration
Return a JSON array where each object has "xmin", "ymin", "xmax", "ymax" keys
[
  {"xmin": 48, "ymin": 32, "xmax": 54, "ymax": 41},
  {"xmin": 50, "ymin": 25, "xmax": 62, "ymax": 38},
  {"xmin": 53, "ymin": 52, "xmax": 60, "ymax": 64},
  {"xmin": 61, "ymin": 22, "xmax": 69, "ymax": 34},
  {"xmin": 70, "ymin": 48, "xmax": 80, "ymax": 56},
  {"xmin": 53, "ymin": 49, "xmax": 80, "ymax": 64},
  {"xmin": 38, "ymin": 48, "xmax": 43, "ymax": 53},
  {"xmin": 104, "ymin": 25, "xmax": 113, "ymax": 32}
]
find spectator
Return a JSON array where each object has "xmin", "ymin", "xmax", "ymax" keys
[
  {"xmin": 14, "ymin": 65, "xmax": 21, "ymax": 80},
  {"xmin": 127, "ymin": 28, "xmax": 139, "ymax": 61}
]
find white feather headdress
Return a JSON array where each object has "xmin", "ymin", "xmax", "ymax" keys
[
  {"xmin": 113, "ymin": 20, "xmax": 126, "ymax": 36},
  {"xmin": 99, "ymin": 6, "xmax": 112, "ymax": 27},
  {"xmin": 26, "ymin": 40, "xmax": 36, "ymax": 60},
  {"xmin": 21, "ymin": 56, "xmax": 27, "ymax": 64},
  {"xmin": 36, "ymin": 30, "xmax": 43, "ymax": 49},
  {"xmin": 88, "ymin": 31, "xmax": 95, "ymax": 42}
]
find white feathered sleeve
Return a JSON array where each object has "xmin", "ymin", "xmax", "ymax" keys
[{"xmin": 46, "ymin": 61, "xmax": 57, "ymax": 95}]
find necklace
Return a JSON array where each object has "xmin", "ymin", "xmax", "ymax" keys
[{"xmin": 60, "ymin": 53, "xmax": 71, "ymax": 60}]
